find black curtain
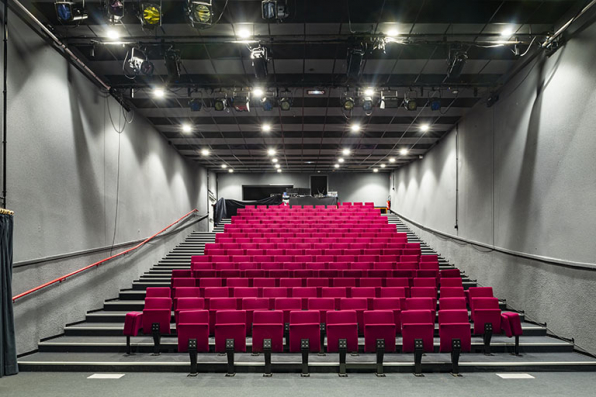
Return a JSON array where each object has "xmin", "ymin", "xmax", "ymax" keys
[
  {"xmin": 214, "ymin": 196, "xmax": 283, "ymax": 225},
  {"xmin": 0, "ymin": 214, "xmax": 17, "ymax": 377}
]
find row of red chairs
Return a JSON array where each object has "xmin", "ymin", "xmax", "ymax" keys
[
  {"xmin": 192, "ymin": 254, "xmax": 428, "ymax": 264},
  {"xmin": 205, "ymin": 242, "xmax": 416, "ymax": 250},
  {"xmin": 204, "ymin": 248, "xmax": 423, "ymax": 257},
  {"xmin": 214, "ymin": 236, "xmax": 406, "ymax": 244}
]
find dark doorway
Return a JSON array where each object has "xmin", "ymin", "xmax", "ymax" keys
[{"xmin": 310, "ymin": 175, "xmax": 328, "ymax": 196}]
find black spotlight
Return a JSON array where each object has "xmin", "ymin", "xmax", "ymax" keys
[
  {"xmin": 251, "ymin": 46, "xmax": 270, "ymax": 80},
  {"xmin": 55, "ymin": 1, "xmax": 88, "ymax": 23},
  {"xmin": 105, "ymin": 0, "xmax": 125, "ymax": 23},
  {"xmin": 186, "ymin": 0, "xmax": 213, "ymax": 28},
  {"xmin": 261, "ymin": 0, "xmax": 289, "ymax": 21},
  {"xmin": 124, "ymin": 48, "xmax": 154, "ymax": 78},
  {"xmin": 346, "ymin": 42, "xmax": 366, "ymax": 79},
  {"xmin": 232, "ymin": 96, "xmax": 250, "ymax": 112},
  {"xmin": 214, "ymin": 98, "xmax": 228, "ymax": 111},
  {"xmin": 279, "ymin": 97, "xmax": 292, "ymax": 111},
  {"xmin": 189, "ymin": 98, "xmax": 202, "ymax": 112},
  {"xmin": 430, "ymin": 98, "xmax": 441, "ymax": 111},
  {"xmin": 261, "ymin": 97, "xmax": 275, "ymax": 111},
  {"xmin": 342, "ymin": 97, "xmax": 355, "ymax": 111},
  {"xmin": 164, "ymin": 48, "xmax": 181, "ymax": 84},
  {"xmin": 380, "ymin": 94, "xmax": 400, "ymax": 109},
  {"xmin": 447, "ymin": 52, "xmax": 468, "ymax": 79},
  {"xmin": 362, "ymin": 96, "xmax": 374, "ymax": 113},
  {"xmin": 404, "ymin": 97, "xmax": 417, "ymax": 111},
  {"xmin": 486, "ymin": 92, "xmax": 499, "ymax": 108}
]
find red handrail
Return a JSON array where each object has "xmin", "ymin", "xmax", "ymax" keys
[{"xmin": 12, "ymin": 209, "xmax": 201, "ymax": 302}]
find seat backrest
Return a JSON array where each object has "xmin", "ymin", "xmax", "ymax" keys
[
  {"xmin": 364, "ymin": 310, "xmax": 394, "ymax": 325},
  {"xmin": 326, "ymin": 310, "xmax": 357, "ymax": 325},
  {"xmin": 174, "ymin": 287, "xmax": 200, "ymax": 298},
  {"xmin": 204, "ymin": 287, "xmax": 229, "ymax": 298},
  {"xmin": 242, "ymin": 297, "xmax": 270, "ymax": 310},
  {"xmin": 385, "ymin": 278, "xmax": 410, "ymax": 288},
  {"xmin": 410, "ymin": 287, "xmax": 437, "ymax": 299},
  {"xmin": 413, "ymin": 278, "xmax": 437, "ymax": 288},
  {"xmin": 227, "ymin": 278, "xmax": 250, "ymax": 288},
  {"xmin": 178, "ymin": 310, "xmax": 209, "ymax": 324},
  {"xmin": 405, "ymin": 297, "xmax": 434, "ymax": 311},
  {"xmin": 440, "ymin": 287, "xmax": 465, "ymax": 298},
  {"xmin": 216, "ymin": 310, "xmax": 246, "ymax": 324},
  {"xmin": 339, "ymin": 298, "xmax": 368, "ymax": 310},
  {"xmin": 144, "ymin": 297, "xmax": 171, "ymax": 310},
  {"xmin": 234, "ymin": 287, "xmax": 259, "ymax": 298},
  {"xmin": 200, "ymin": 278, "xmax": 223, "ymax": 287},
  {"xmin": 372, "ymin": 298, "xmax": 401, "ymax": 310},
  {"xmin": 468, "ymin": 287, "xmax": 494, "ymax": 299},
  {"xmin": 440, "ymin": 269, "xmax": 461, "ymax": 278},
  {"xmin": 350, "ymin": 287, "xmax": 376, "ymax": 298},
  {"xmin": 253, "ymin": 310, "xmax": 283, "ymax": 324},
  {"xmin": 402, "ymin": 309, "xmax": 433, "ymax": 324},
  {"xmin": 253, "ymin": 278, "xmax": 277, "ymax": 288},
  {"xmin": 290, "ymin": 310, "xmax": 320, "ymax": 324},
  {"xmin": 292, "ymin": 287, "xmax": 317, "ymax": 298},
  {"xmin": 438, "ymin": 309, "xmax": 469, "ymax": 324},
  {"xmin": 322, "ymin": 287, "xmax": 347, "ymax": 298},
  {"xmin": 439, "ymin": 297, "xmax": 467, "ymax": 310},
  {"xmin": 380, "ymin": 287, "xmax": 407, "ymax": 298},
  {"xmin": 274, "ymin": 298, "xmax": 302, "ymax": 311},
  {"xmin": 146, "ymin": 287, "xmax": 171, "ymax": 298},
  {"xmin": 473, "ymin": 297, "xmax": 500, "ymax": 310},
  {"xmin": 263, "ymin": 287, "xmax": 289, "ymax": 298},
  {"xmin": 209, "ymin": 297, "xmax": 236, "ymax": 310},
  {"xmin": 308, "ymin": 298, "xmax": 335, "ymax": 310},
  {"xmin": 176, "ymin": 297, "xmax": 204, "ymax": 311},
  {"xmin": 440, "ymin": 278, "xmax": 463, "ymax": 288}
]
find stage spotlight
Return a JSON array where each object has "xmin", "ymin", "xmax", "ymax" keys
[
  {"xmin": 262, "ymin": 0, "xmax": 289, "ymax": 21},
  {"xmin": 334, "ymin": 164, "xmax": 340, "ymax": 169},
  {"xmin": 373, "ymin": 168, "xmax": 378, "ymax": 173},
  {"xmin": 164, "ymin": 49, "xmax": 181, "ymax": 83},
  {"xmin": 338, "ymin": 158, "xmax": 344, "ymax": 163},
  {"xmin": 279, "ymin": 97, "xmax": 292, "ymax": 111},
  {"xmin": 275, "ymin": 164, "xmax": 280, "ymax": 169},
  {"xmin": 189, "ymin": 98, "xmax": 202, "ymax": 112},
  {"xmin": 389, "ymin": 157, "xmax": 395, "ymax": 163},
  {"xmin": 252, "ymin": 88, "xmax": 264, "ymax": 98},
  {"xmin": 105, "ymin": 0, "xmax": 125, "ymax": 23},
  {"xmin": 346, "ymin": 42, "xmax": 366, "ymax": 79},
  {"xmin": 182, "ymin": 124, "xmax": 192, "ymax": 133},
  {"xmin": 55, "ymin": 1, "xmax": 88, "ymax": 22},
  {"xmin": 261, "ymin": 97, "xmax": 274, "ymax": 111},
  {"xmin": 228, "ymin": 169, "xmax": 234, "ymax": 173},
  {"xmin": 125, "ymin": 48, "xmax": 154, "ymax": 77},
  {"xmin": 350, "ymin": 124, "xmax": 361, "ymax": 133},
  {"xmin": 272, "ymin": 158, "xmax": 278, "ymax": 163},
  {"xmin": 214, "ymin": 98, "xmax": 227, "ymax": 111},
  {"xmin": 430, "ymin": 98, "xmax": 441, "ymax": 111},
  {"xmin": 385, "ymin": 28, "xmax": 398, "ymax": 37},
  {"xmin": 420, "ymin": 124, "xmax": 430, "ymax": 132},
  {"xmin": 238, "ymin": 28, "xmax": 252, "ymax": 39},
  {"xmin": 500, "ymin": 26, "xmax": 514, "ymax": 37},
  {"xmin": 380, "ymin": 164, "xmax": 386, "ymax": 168},
  {"xmin": 380, "ymin": 94, "xmax": 400, "ymax": 109},
  {"xmin": 364, "ymin": 88, "xmax": 374, "ymax": 96},
  {"xmin": 447, "ymin": 51, "xmax": 468, "ymax": 79},
  {"xmin": 201, "ymin": 148, "xmax": 210, "ymax": 156},
  {"xmin": 250, "ymin": 46, "xmax": 270, "ymax": 79},
  {"xmin": 107, "ymin": 29, "xmax": 120, "ymax": 39},
  {"xmin": 186, "ymin": 0, "xmax": 213, "ymax": 28},
  {"xmin": 362, "ymin": 96, "xmax": 374, "ymax": 113},
  {"xmin": 342, "ymin": 148, "xmax": 351, "ymax": 156},
  {"xmin": 153, "ymin": 88, "xmax": 165, "ymax": 98},
  {"xmin": 262, "ymin": 124, "xmax": 271, "ymax": 132},
  {"xmin": 277, "ymin": 169, "xmax": 282, "ymax": 173},
  {"xmin": 342, "ymin": 97, "xmax": 355, "ymax": 111},
  {"xmin": 399, "ymin": 148, "xmax": 409, "ymax": 156},
  {"xmin": 139, "ymin": 2, "xmax": 161, "ymax": 28},
  {"xmin": 221, "ymin": 164, "xmax": 228, "ymax": 169},
  {"xmin": 232, "ymin": 95, "xmax": 250, "ymax": 112},
  {"xmin": 404, "ymin": 96, "xmax": 417, "ymax": 111},
  {"xmin": 267, "ymin": 148, "xmax": 276, "ymax": 156}
]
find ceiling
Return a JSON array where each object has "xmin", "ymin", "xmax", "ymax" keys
[{"xmin": 27, "ymin": 0, "xmax": 582, "ymax": 172}]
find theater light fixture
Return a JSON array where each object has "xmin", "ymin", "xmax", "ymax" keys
[
  {"xmin": 214, "ymin": 98, "xmax": 227, "ymax": 111},
  {"xmin": 373, "ymin": 168, "xmax": 378, "ymax": 173},
  {"xmin": 268, "ymin": 148, "xmax": 276, "ymax": 156},
  {"xmin": 385, "ymin": 28, "xmax": 398, "ymax": 37},
  {"xmin": 350, "ymin": 124, "xmax": 361, "ymax": 133},
  {"xmin": 381, "ymin": 92, "xmax": 400, "ymax": 109},
  {"xmin": 430, "ymin": 98, "xmax": 441, "ymax": 111},
  {"xmin": 272, "ymin": 158, "xmax": 278, "ymax": 163},
  {"xmin": 55, "ymin": 1, "xmax": 88, "ymax": 23},
  {"xmin": 221, "ymin": 164, "xmax": 227, "ymax": 169},
  {"xmin": 261, "ymin": 97, "xmax": 275, "ymax": 111},
  {"xmin": 107, "ymin": 29, "xmax": 120, "ymax": 39},
  {"xmin": 346, "ymin": 42, "xmax": 366, "ymax": 79},
  {"xmin": 164, "ymin": 48, "xmax": 181, "ymax": 84},
  {"xmin": 139, "ymin": 2, "xmax": 161, "ymax": 28},
  {"xmin": 182, "ymin": 124, "xmax": 192, "ymax": 133},
  {"xmin": 420, "ymin": 124, "xmax": 430, "ymax": 132},
  {"xmin": 250, "ymin": 46, "xmax": 270, "ymax": 79},
  {"xmin": 201, "ymin": 148, "xmax": 210, "ymax": 156},
  {"xmin": 338, "ymin": 158, "xmax": 344, "ymax": 163},
  {"xmin": 228, "ymin": 169, "xmax": 234, "ymax": 173},
  {"xmin": 380, "ymin": 164, "xmax": 386, "ymax": 168},
  {"xmin": 404, "ymin": 95, "xmax": 417, "ymax": 111},
  {"xmin": 399, "ymin": 148, "xmax": 409, "ymax": 156},
  {"xmin": 277, "ymin": 169, "xmax": 282, "ymax": 173},
  {"xmin": 342, "ymin": 97, "xmax": 355, "ymax": 111},
  {"xmin": 500, "ymin": 26, "xmax": 514, "ymax": 37},
  {"xmin": 389, "ymin": 157, "xmax": 395, "ymax": 163},
  {"xmin": 189, "ymin": 98, "xmax": 202, "ymax": 112},
  {"xmin": 105, "ymin": 0, "xmax": 125, "ymax": 23},
  {"xmin": 124, "ymin": 48, "xmax": 154, "ymax": 77},
  {"xmin": 261, "ymin": 0, "xmax": 289, "ymax": 21},
  {"xmin": 232, "ymin": 95, "xmax": 250, "ymax": 112},
  {"xmin": 262, "ymin": 124, "xmax": 272, "ymax": 132},
  {"xmin": 186, "ymin": 0, "xmax": 213, "ymax": 28},
  {"xmin": 342, "ymin": 148, "xmax": 351, "ymax": 156},
  {"xmin": 334, "ymin": 164, "xmax": 340, "ymax": 169},
  {"xmin": 238, "ymin": 27, "xmax": 252, "ymax": 39},
  {"xmin": 447, "ymin": 51, "xmax": 468, "ymax": 79},
  {"xmin": 362, "ymin": 96, "xmax": 374, "ymax": 113},
  {"xmin": 279, "ymin": 97, "xmax": 292, "ymax": 111},
  {"xmin": 153, "ymin": 88, "xmax": 165, "ymax": 98}
]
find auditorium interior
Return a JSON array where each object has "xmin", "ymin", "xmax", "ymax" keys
[{"xmin": 1, "ymin": 0, "xmax": 596, "ymax": 396}]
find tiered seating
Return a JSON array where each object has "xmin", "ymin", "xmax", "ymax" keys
[{"xmin": 127, "ymin": 204, "xmax": 523, "ymax": 376}]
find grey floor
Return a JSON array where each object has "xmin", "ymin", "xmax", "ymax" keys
[{"xmin": 2, "ymin": 372, "xmax": 596, "ymax": 397}]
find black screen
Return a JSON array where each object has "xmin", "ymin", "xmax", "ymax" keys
[{"xmin": 242, "ymin": 185, "xmax": 293, "ymax": 200}]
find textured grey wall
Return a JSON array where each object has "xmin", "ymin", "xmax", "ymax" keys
[
  {"xmin": 218, "ymin": 172, "xmax": 390, "ymax": 206},
  {"xmin": 3, "ymin": 12, "xmax": 207, "ymax": 353},
  {"xmin": 390, "ymin": 20, "xmax": 596, "ymax": 354}
]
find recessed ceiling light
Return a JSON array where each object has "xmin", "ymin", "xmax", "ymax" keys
[
  {"xmin": 380, "ymin": 164, "xmax": 386, "ymax": 168},
  {"xmin": 238, "ymin": 28, "xmax": 251, "ymax": 39},
  {"xmin": 201, "ymin": 149, "xmax": 210, "ymax": 156},
  {"xmin": 389, "ymin": 157, "xmax": 396, "ymax": 163},
  {"xmin": 277, "ymin": 169, "xmax": 282, "ymax": 173},
  {"xmin": 272, "ymin": 158, "xmax": 278, "ymax": 163},
  {"xmin": 386, "ymin": 28, "xmax": 398, "ymax": 37},
  {"xmin": 306, "ymin": 161, "xmax": 312, "ymax": 164},
  {"xmin": 350, "ymin": 124, "xmax": 361, "ymax": 133},
  {"xmin": 275, "ymin": 164, "xmax": 280, "ymax": 169},
  {"xmin": 500, "ymin": 26, "xmax": 514, "ymax": 37},
  {"xmin": 338, "ymin": 158, "xmax": 344, "ymax": 163},
  {"xmin": 373, "ymin": 168, "xmax": 378, "ymax": 173},
  {"xmin": 107, "ymin": 29, "xmax": 120, "ymax": 40},
  {"xmin": 221, "ymin": 164, "xmax": 227, "ymax": 169},
  {"xmin": 262, "ymin": 124, "xmax": 271, "ymax": 132},
  {"xmin": 342, "ymin": 148, "xmax": 351, "ymax": 156},
  {"xmin": 420, "ymin": 123, "xmax": 430, "ymax": 132},
  {"xmin": 253, "ymin": 88, "xmax": 264, "ymax": 98},
  {"xmin": 153, "ymin": 88, "xmax": 165, "ymax": 98},
  {"xmin": 228, "ymin": 169, "xmax": 234, "ymax": 173},
  {"xmin": 267, "ymin": 148, "xmax": 276, "ymax": 156},
  {"xmin": 334, "ymin": 164, "xmax": 340, "ymax": 168},
  {"xmin": 399, "ymin": 148, "xmax": 409, "ymax": 156},
  {"xmin": 181, "ymin": 124, "xmax": 192, "ymax": 133},
  {"xmin": 364, "ymin": 88, "xmax": 374, "ymax": 96}
]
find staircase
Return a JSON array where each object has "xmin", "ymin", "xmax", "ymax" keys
[{"xmin": 17, "ymin": 215, "xmax": 596, "ymax": 373}]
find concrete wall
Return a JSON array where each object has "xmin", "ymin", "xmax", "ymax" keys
[
  {"xmin": 218, "ymin": 172, "xmax": 390, "ymax": 206},
  {"xmin": 390, "ymin": 20, "xmax": 596, "ymax": 354},
  {"xmin": 3, "ymin": 12, "xmax": 208, "ymax": 353}
]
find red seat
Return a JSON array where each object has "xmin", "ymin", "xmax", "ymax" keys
[
  {"xmin": 289, "ymin": 310, "xmax": 321, "ymax": 353},
  {"xmin": 208, "ymin": 298, "xmax": 237, "ymax": 331},
  {"xmin": 471, "ymin": 297, "xmax": 501, "ymax": 335},
  {"xmin": 372, "ymin": 298, "xmax": 402, "ymax": 332},
  {"xmin": 440, "ymin": 287, "xmax": 465, "ymax": 298},
  {"xmin": 274, "ymin": 298, "xmax": 302, "ymax": 324},
  {"xmin": 439, "ymin": 297, "xmax": 467, "ymax": 311},
  {"xmin": 146, "ymin": 287, "xmax": 171, "ymax": 298},
  {"xmin": 440, "ymin": 278, "xmax": 463, "ymax": 288},
  {"xmin": 142, "ymin": 297, "xmax": 172, "ymax": 335},
  {"xmin": 326, "ymin": 310, "xmax": 358, "ymax": 353},
  {"xmin": 307, "ymin": 298, "xmax": 335, "ymax": 324},
  {"xmin": 292, "ymin": 287, "xmax": 318, "ymax": 309},
  {"xmin": 174, "ymin": 297, "xmax": 205, "ymax": 324},
  {"xmin": 176, "ymin": 310, "xmax": 209, "ymax": 353},
  {"xmin": 405, "ymin": 297, "xmax": 436, "ymax": 323},
  {"xmin": 339, "ymin": 298, "xmax": 368, "ymax": 334},
  {"xmin": 252, "ymin": 310, "xmax": 284, "ymax": 353},
  {"xmin": 364, "ymin": 310, "xmax": 397, "ymax": 353},
  {"xmin": 214, "ymin": 310, "xmax": 247, "ymax": 352},
  {"xmin": 401, "ymin": 310, "xmax": 434, "ymax": 353},
  {"xmin": 172, "ymin": 287, "xmax": 201, "ymax": 309},
  {"xmin": 438, "ymin": 309, "xmax": 471, "ymax": 353},
  {"xmin": 242, "ymin": 297, "xmax": 270, "ymax": 334}
]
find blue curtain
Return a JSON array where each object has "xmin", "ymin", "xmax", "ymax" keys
[{"xmin": 0, "ymin": 213, "xmax": 17, "ymax": 376}]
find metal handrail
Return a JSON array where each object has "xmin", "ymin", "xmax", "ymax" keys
[{"xmin": 12, "ymin": 209, "xmax": 205, "ymax": 302}]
